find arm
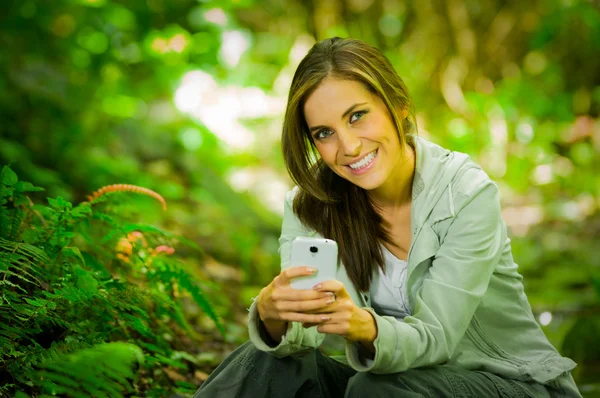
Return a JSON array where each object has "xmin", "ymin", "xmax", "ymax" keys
[
  {"xmin": 346, "ymin": 174, "xmax": 505, "ymax": 373},
  {"xmin": 247, "ymin": 187, "xmax": 326, "ymax": 357}
]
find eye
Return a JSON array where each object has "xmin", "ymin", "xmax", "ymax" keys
[
  {"xmin": 350, "ymin": 110, "xmax": 366, "ymax": 124},
  {"xmin": 314, "ymin": 129, "xmax": 333, "ymax": 140}
]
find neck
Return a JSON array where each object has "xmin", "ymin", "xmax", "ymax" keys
[{"xmin": 368, "ymin": 143, "xmax": 416, "ymax": 210}]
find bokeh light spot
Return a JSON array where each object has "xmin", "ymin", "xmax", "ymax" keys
[
  {"xmin": 524, "ymin": 51, "xmax": 547, "ymax": 75},
  {"xmin": 179, "ymin": 127, "xmax": 204, "ymax": 151},
  {"xmin": 516, "ymin": 122, "xmax": 534, "ymax": 143},
  {"xmin": 220, "ymin": 31, "xmax": 250, "ymax": 68},
  {"xmin": 52, "ymin": 14, "xmax": 76, "ymax": 38},
  {"xmin": 204, "ymin": 8, "xmax": 228, "ymax": 26},
  {"xmin": 378, "ymin": 14, "xmax": 403, "ymax": 37},
  {"xmin": 539, "ymin": 312, "xmax": 552, "ymax": 326}
]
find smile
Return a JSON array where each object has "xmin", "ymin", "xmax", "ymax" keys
[
  {"xmin": 347, "ymin": 149, "xmax": 378, "ymax": 171},
  {"xmin": 349, "ymin": 149, "xmax": 377, "ymax": 169}
]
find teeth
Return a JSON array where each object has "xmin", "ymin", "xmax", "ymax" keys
[{"xmin": 349, "ymin": 150, "xmax": 377, "ymax": 170}]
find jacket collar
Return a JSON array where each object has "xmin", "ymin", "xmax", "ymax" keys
[{"xmin": 409, "ymin": 135, "xmax": 470, "ymax": 233}]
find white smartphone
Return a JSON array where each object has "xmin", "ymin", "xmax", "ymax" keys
[{"xmin": 288, "ymin": 237, "xmax": 338, "ymax": 290}]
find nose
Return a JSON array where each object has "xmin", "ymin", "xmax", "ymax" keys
[{"xmin": 339, "ymin": 132, "xmax": 362, "ymax": 157}]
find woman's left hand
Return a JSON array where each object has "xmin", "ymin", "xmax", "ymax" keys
[{"xmin": 303, "ymin": 280, "xmax": 378, "ymax": 350}]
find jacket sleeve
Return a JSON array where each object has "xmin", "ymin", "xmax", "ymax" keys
[
  {"xmin": 346, "ymin": 174, "xmax": 506, "ymax": 373},
  {"xmin": 247, "ymin": 187, "xmax": 326, "ymax": 358}
]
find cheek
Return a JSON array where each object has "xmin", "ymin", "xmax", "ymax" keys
[
  {"xmin": 315, "ymin": 145, "xmax": 336, "ymax": 166},
  {"xmin": 363, "ymin": 117, "xmax": 386, "ymax": 138}
]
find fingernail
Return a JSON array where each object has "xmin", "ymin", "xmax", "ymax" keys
[
  {"xmin": 326, "ymin": 298, "xmax": 335, "ymax": 305},
  {"xmin": 313, "ymin": 284, "xmax": 322, "ymax": 290},
  {"xmin": 325, "ymin": 292, "xmax": 334, "ymax": 297},
  {"xmin": 307, "ymin": 267, "xmax": 317, "ymax": 273},
  {"xmin": 321, "ymin": 315, "xmax": 329, "ymax": 321}
]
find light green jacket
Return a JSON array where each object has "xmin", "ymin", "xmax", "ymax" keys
[{"xmin": 248, "ymin": 136, "xmax": 581, "ymax": 397}]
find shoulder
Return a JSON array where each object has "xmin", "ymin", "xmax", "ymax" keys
[
  {"xmin": 449, "ymin": 159, "xmax": 501, "ymax": 221},
  {"xmin": 418, "ymin": 136, "xmax": 498, "ymax": 201},
  {"xmin": 451, "ymin": 158, "xmax": 496, "ymax": 197},
  {"xmin": 420, "ymin": 136, "xmax": 500, "ymax": 216}
]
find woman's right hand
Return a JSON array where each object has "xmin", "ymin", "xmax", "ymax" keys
[{"xmin": 256, "ymin": 266, "xmax": 336, "ymax": 341}]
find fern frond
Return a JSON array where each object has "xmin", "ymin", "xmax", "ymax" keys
[
  {"xmin": 8, "ymin": 207, "xmax": 25, "ymax": 241},
  {"xmin": 0, "ymin": 205, "xmax": 10, "ymax": 239},
  {"xmin": 0, "ymin": 238, "xmax": 47, "ymax": 286},
  {"xmin": 86, "ymin": 184, "xmax": 167, "ymax": 211},
  {"xmin": 175, "ymin": 267, "xmax": 224, "ymax": 335},
  {"xmin": 34, "ymin": 342, "xmax": 144, "ymax": 398},
  {"xmin": 152, "ymin": 262, "xmax": 224, "ymax": 335},
  {"xmin": 0, "ymin": 238, "xmax": 48, "ymax": 264}
]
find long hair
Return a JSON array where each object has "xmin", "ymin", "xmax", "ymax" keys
[{"xmin": 282, "ymin": 37, "xmax": 416, "ymax": 292}]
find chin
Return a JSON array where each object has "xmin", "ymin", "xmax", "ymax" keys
[
  {"xmin": 331, "ymin": 167, "xmax": 384, "ymax": 190},
  {"xmin": 346, "ymin": 174, "xmax": 385, "ymax": 191},
  {"xmin": 356, "ymin": 181, "xmax": 383, "ymax": 191}
]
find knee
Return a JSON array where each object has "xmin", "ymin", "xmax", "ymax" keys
[
  {"xmin": 345, "ymin": 372, "xmax": 384, "ymax": 397},
  {"xmin": 224, "ymin": 340, "xmax": 316, "ymax": 375},
  {"xmin": 345, "ymin": 371, "xmax": 426, "ymax": 398},
  {"xmin": 196, "ymin": 342, "xmax": 319, "ymax": 397}
]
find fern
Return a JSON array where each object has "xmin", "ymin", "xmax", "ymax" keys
[
  {"xmin": 0, "ymin": 165, "xmax": 227, "ymax": 396},
  {"xmin": 35, "ymin": 342, "xmax": 144, "ymax": 398},
  {"xmin": 86, "ymin": 184, "xmax": 167, "ymax": 211},
  {"xmin": 163, "ymin": 263, "xmax": 224, "ymax": 335},
  {"xmin": 0, "ymin": 238, "xmax": 48, "ymax": 287},
  {"xmin": 0, "ymin": 205, "xmax": 10, "ymax": 239},
  {"xmin": 8, "ymin": 207, "xmax": 25, "ymax": 240}
]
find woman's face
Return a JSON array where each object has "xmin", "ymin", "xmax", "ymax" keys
[{"xmin": 303, "ymin": 77, "xmax": 405, "ymax": 192}]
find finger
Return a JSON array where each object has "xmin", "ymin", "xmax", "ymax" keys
[
  {"xmin": 275, "ymin": 294, "xmax": 336, "ymax": 313},
  {"xmin": 316, "ymin": 322, "xmax": 348, "ymax": 336},
  {"xmin": 276, "ymin": 266, "xmax": 317, "ymax": 286},
  {"xmin": 273, "ymin": 289, "xmax": 334, "ymax": 303},
  {"xmin": 312, "ymin": 280, "xmax": 347, "ymax": 296},
  {"xmin": 280, "ymin": 312, "xmax": 332, "ymax": 324},
  {"xmin": 302, "ymin": 313, "xmax": 341, "ymax": 330}
]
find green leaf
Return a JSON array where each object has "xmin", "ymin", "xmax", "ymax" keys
[
  {"xmin": 62, "ymin": 247, "xmax": 86, "ymax": 266},
  {"xmin": 14, "ymin": 181, "xmax": 44, "ymax": 193},
  {"xmin": 71, "ymin": 203, "xmax": 92, "ymax": 218},
  {"xmin": 47, "ymin": 196, "xmax": 72, "ymax": 210},
  {"xmin": 24, "ymin": 297, "xmax": 48, "ymax": 307},
  {"xmin": 1, "ymin": 166, "xmax": 18, "ymax": 186},
  {"xmin": 74, "ymin": 266, "xmax": 98, "ymax": 294},
  {"xmin": 47, "ymin": 197, "xmax": 59, "ymax": 208}
]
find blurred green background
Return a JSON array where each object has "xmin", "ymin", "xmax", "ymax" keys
[{"xmin": 1, "ymin": 0, "xmax": 599, "ymax": 395}]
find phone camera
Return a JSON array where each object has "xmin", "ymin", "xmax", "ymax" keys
[{"xmin": 309, "ymin": 246, "xmax": 318, "ymax": 253}]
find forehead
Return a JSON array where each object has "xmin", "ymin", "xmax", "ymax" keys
[{"xmin": 303, "ymin": 78, "xmax": 373, "ymax": 124}]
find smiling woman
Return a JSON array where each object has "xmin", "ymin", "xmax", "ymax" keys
[
  {"xmin": 305, "ymin": 79, "xmax": 408, "ymax": 189},
  {"xmin": 193, "ymin": 37, "xmax": 582, "ymax": 398}
]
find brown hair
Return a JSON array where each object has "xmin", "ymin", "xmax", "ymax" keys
[{"xmin": 282, "ymin": 37, "xmax": 416, "ymax": 292}]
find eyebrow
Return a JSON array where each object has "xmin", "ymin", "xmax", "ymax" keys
[{"xmin": 308, "ymin": 102, "xmax": 368, "ymax": 133}]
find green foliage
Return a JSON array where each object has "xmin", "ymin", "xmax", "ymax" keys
[
  {"xmin": 0, "ymin": 166, "xmax": 222, "ymax": 397},
  {"xmin": 0, "ymin": 0, "xmax": 599, "ymax": 393},
  {"xmin": 0, "ymin": 0, "xmax": 283, "ymax": 283},
  {"xmin": 36, "ymin": 342, "xmax": 144, "ymax": 397}
]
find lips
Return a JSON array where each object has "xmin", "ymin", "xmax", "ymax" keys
[
  {"xmin": 347, "ymin": 149, "xmax": 377, "ymax": 170},
  {"xmin": 342, "ymin": 149, "xmax": 379, "ymax": 176}
]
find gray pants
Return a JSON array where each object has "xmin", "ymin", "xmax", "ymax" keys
[{"xmin": 193, "ymin": 341, "xmax": 552, "ymax": 397}]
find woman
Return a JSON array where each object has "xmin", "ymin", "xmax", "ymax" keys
[{"xmin": 194, "ymin": 37, "xmax": 581, "ymax": 397}]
